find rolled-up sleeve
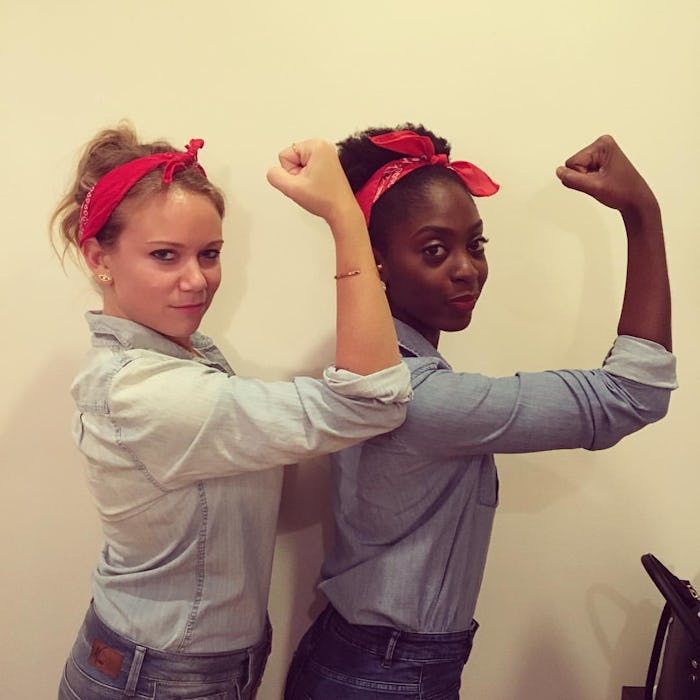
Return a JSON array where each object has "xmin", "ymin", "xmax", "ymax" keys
[
  {"xmin": 108, "ymin": 359, "xmax": 411, "ymax": 488},
  {"xmin": 601, "ymin": 335, "xmax": 677, "ymax": 388},
  {"xmin": 323, "ymin": 363, "xmax": 413, "ymax": 402},
  {"xmin": 397, "ymin": 336, "xmax": 676, "ymax": 458}
]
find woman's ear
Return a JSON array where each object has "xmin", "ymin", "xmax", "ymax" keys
[
  {"xmin": 373, "ymin": 248, "xmax": 388, "ymax": 293},
  {"xmin": 82, "ymin": 239, "xmax": 113, "ymax": 284},
  {"xmin": 373, "ymin": 248, "xmax": 387, "ymax": 282}
]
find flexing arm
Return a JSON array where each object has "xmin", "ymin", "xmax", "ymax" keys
[
  {"xmin": 267, "ymin": 139, "xmax": 400, "ymax": 374},
  {"xmin": 556, "ymin": 135, "xmax": 672, "ymax": 351}
]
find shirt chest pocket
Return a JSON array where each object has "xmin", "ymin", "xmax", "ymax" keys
[{"xmin": 478, "ymin": 459, "xmax": 499, "ymax": 507}]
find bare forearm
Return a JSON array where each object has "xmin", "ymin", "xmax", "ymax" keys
[
  {"xmin": 556, "ymin": 135, "xmax": 672, "ymax": 352},
  {"xmin": 329, "ymin": 204, "xmax": 400, "ymax": 373},
  {"xmin": 618, "ymin": 199, "xmax": 672, "ymax": 350}
]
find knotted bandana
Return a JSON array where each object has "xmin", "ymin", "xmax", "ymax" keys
[
  {"xmin": 79, "ymin": 139, "xmax": 207, "ymax": 245},
  {"xmin": 354, "ymin": 130, "xmax": 499, "ymax": 226}
]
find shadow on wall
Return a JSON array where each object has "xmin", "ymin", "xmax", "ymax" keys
[
  {"xmin": 528, "ymin": 179, "xmax": 619, "ymax": 360},
  {"xmin": 0, "ymin": 351, "xmax": 103, "ymax": 698},
  {"xmin": 511, "ymin": 621, "xmax": 590, "ymax": 698},
  {"xmin": 197, "ymin": 185, "xmax": 251, "ymax": 353},
  {"xmin": 496, "ymin": 452, "xmax": 589, "ymax": 515},
  {"xmin": 586, "ymin": 582, "xmax": 663, "ymax": 697},
  {"xmin": 277, "ymin": 456, "xmax": 335, "ymax": 616},
  {"xmin": 470, "ymin": 178, "xmax": 620, "ymax": 374}
]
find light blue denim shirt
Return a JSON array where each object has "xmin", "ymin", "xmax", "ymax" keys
[
  {"xmin": 71, "ymin": 312, "xmax": 411, "ymax": 653},
  {"xmin": 320, "ymin": 319, "xmax": 677, "ymax": 633}
]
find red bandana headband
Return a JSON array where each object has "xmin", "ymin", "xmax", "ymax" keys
[
  {"xmin": 354, "ymin": 130, "xmax": 499, "ymax": 226},
  {"xmin": 78, "ymin": 138, "xmax": 207, "ymax": 245}
]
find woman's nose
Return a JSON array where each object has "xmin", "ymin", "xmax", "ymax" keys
[
  {"xmin": 180, "ymin": 259, "xmax": 207, "ymax": 291},
  {"xmin": 450, "ymin": 252, "xmax": 478, "ymax": 281}
]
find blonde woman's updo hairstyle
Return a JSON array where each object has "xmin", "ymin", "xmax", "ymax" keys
[{"xmin": 51, "ymin": 123, "xmax": 226, "ymax": 262}]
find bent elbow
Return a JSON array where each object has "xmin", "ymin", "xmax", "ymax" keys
[{"xmin": 589, "ymin": 390, "xmax": 672, "ymax": 451}]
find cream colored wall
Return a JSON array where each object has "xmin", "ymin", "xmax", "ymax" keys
[{"xmin": 2, "ymin": 1, "xmax": 698, "ymax": 698}]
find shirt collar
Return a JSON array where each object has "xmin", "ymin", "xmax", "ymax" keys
[
  {"xmin": 394, "ymin": 318, "xmax": 452, "ymax": 369},
  {"xmin": 85, "ymin": 311, "xmax": 215, "ymax": 359}
]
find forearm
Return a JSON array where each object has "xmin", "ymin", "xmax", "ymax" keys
[
  {"xmin": 556, "ymin": 135, "xmax": 672, "ymax": 351},
  {"xmin": 617, "ymin": 198, "xmax": 672, "ymax": 351},
  {"xmin": 266, "ymin": 139, "xmax": 401, "ymax": 374},
  {"xmin": 328, "ymin": 203, "xmax": 401, "ymax": 373}
]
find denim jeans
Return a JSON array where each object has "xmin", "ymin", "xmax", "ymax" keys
[
  {"xmin": 284, "ymin": 606, "xmax": 477, "ymax": 700},
  {"xmin": 58, "ymin": 603, "xmax": 272, "ymax": 700}
]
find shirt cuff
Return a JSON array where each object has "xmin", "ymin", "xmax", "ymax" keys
[
  {"xmin": 323, "ymin": 362, "xmax": 413, "ymax": 403},
  {"xmin": 602, "ymin": 335, "xmax": 678, "ymax": 389}
]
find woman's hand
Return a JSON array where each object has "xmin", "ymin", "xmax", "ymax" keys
[
  {"xmin": 556, "ymin": 135, "xmax": 659, "ymax": 220},
  {"xmin": 267, "ymin": 139, "xmax": 359, "ymax": 228}
]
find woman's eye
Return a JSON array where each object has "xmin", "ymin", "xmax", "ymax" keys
[
  {"xmin": 151, "ymin": 249, "xmax": 175, "ymax": 261},
  {"xmin": 423, "ymin": 243, "xmax": 447, "ymax": 259},
  {"xmin": 468, "ymin": 236, "xmax": 489, "ymax": 255},
  {"xmin": 200, "ymin": 249, "xmax": 221, "ymax": 260}
]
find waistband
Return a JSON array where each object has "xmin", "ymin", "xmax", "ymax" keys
[
  {"xmin": 322, "ymin": 605, "xmax": 478, "ymax": 663},
  {"xmin": 73, "ymin": 602, "xmax": 269, "ymax": 694}
]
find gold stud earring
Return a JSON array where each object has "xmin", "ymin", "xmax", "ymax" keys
[
  {"xmin": 376, "ymin": 263, "xmax": 386, "ymax": 291},
  {"xmin": 96, "ymin": 273, "xmax": 112, "ymax": 283}
]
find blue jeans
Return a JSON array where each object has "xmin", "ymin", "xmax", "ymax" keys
[
  {"xmin": 284, "ymin": 606, "xmax": 477, "ymax": 700},
  {"xmin": 58, "ymin": 603, "xmax": 272, "ymax": 700}
]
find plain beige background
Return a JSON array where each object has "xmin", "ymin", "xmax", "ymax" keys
[{"xmin": 2, "ymin": 1, "xmax": 698, "ymax": 698}]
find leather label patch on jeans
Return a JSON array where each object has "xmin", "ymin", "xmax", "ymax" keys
[{"xmin": 88, "ymin": 639, "xmax": 124, "ymax": 679}]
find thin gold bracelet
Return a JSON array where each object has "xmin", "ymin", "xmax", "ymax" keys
[{"xmin": 334, "ymin": 269, "xmax": 361, "ymax": 280}]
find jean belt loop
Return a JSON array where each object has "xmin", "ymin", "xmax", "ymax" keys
[
  {"xmin": 237, "ymin": 646, "xmax": 252, "ymax": 697},
  {"xmin": 381, "ymin": 630, "xmax": 401, "ymax": 669},
  {"xmin": 124, "ymin": 645, "xmax": 146, "ymax": 697},
  {"xmin": 235, "ymin": 653, "xmax": 247, "ymax": 700}
]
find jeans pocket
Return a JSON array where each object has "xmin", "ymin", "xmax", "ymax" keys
[
  {"xmin": 59, "ymin": 657, "xmax": 152, "ymax": 700},
  {"xmin": 152, "ymin": 682, "xmax": 235, "ymax": 700},
  {"xmin": 420, "ymin": 658, "xmax": 466, "ymax": 700},
  {"xmin": 58, "ymin": 665, "xmax": 81, "ymax": 700}
]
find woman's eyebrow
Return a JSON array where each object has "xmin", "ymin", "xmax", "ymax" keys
[
  {"xmin": 412, "ymin": 220, "xmax": 484, "ymax": 238},
  {"xmin": 144, "ymin": 239, "xmax": 224, "ymax": 247}
]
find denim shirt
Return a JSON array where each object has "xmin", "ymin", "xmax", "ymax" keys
[
  {"xmin": 320, "ymin": 319, "xmax": 677, "ymax": 633},
  {"xmin": 71, "ymin": 312, "xmax": 411, "ymax": 653}
]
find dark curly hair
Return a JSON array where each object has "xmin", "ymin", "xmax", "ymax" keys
[{"xmin": 337, "ymin": 123, "xmax": 469, "ymax": 251}]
